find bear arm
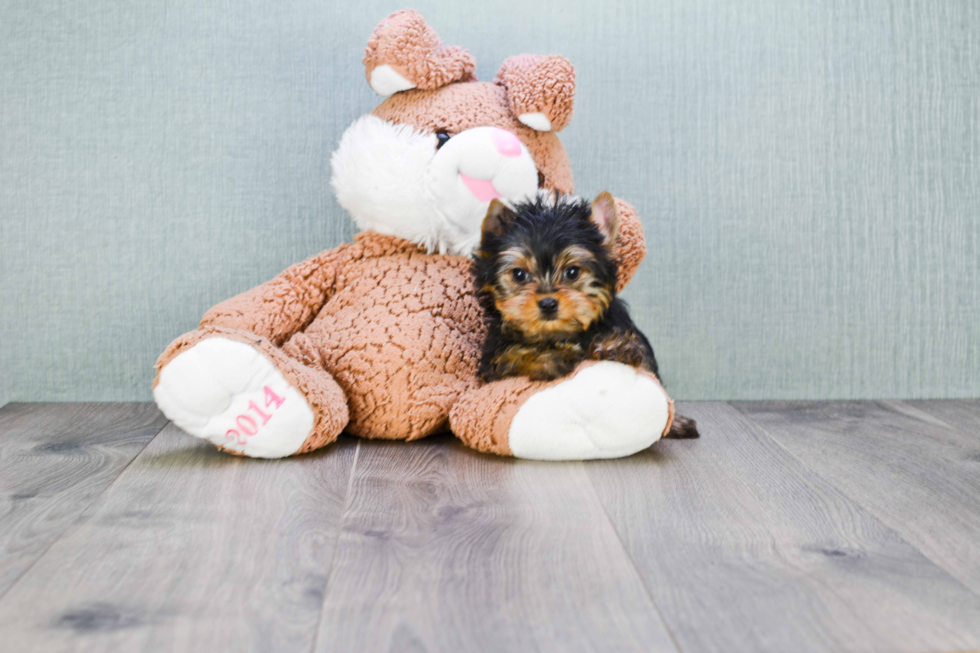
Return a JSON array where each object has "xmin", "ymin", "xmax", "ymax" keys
[
  {"xmin": 613, "ymin": 198, "xmax": 647, "ymax": 293},
  {"xmin": 199, "ymin": 246, "xmax": 345, "ymax": 346}
]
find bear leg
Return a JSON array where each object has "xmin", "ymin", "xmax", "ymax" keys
[
  {"xmin": 153, "ymin": 328, "xmax": 349, "ymax": 458},
  {"xmin": 449, "ymin": 361, "xmax": 673, "ymax": 460}
]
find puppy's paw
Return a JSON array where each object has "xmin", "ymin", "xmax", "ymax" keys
[
  {"xmin": 589, "ymin": 330, "xmax": 651, "ymax": 368},
  {"xmin": 666, "ymin": 415, "xmax": 700, "ymax": 439}
]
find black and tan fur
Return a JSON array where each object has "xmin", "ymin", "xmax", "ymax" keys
[{"xmin": 473, "ymin": 192, "xmax": 698, "ymax": 439}]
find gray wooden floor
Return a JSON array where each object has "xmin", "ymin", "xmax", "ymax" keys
[{"xmin": 1, "ymin": 401, "xmax": 978, "ymax": 653}]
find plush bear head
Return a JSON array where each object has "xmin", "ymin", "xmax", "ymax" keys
[{"xmin": 330, "ymin": 9, "xmax": 577, "ymax": 256}]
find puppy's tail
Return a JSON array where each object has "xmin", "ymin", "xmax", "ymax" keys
[{"xmin": 665, "ymin": 414, "xmax": 700, "ymax": 439}]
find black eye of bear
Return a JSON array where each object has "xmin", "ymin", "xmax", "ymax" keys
[{"xmin": 435, "ymin": 131, "xmax": 451, "ymax": 149}]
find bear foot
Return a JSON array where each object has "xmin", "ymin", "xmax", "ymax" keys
[
  {"xmin": 153, "ymin": 337, "xmax": 318, "ymax": 458},
  {"xmin": 508, "ymin": 362, "xmax": 670, "ymax": 460}
]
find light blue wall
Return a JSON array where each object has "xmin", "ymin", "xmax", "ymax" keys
[{"xmin": 1, "ymin": 0, "xmax": 978, "ymax": 403}]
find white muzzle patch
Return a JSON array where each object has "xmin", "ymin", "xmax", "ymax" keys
[{"xmin": 330, "ymin": 115, "xmax": 539, "ymax": 255}]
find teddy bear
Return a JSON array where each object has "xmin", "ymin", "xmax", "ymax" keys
[{"xmin": 151, "ymin": 9, "xmax": 676, "ymax": 460}]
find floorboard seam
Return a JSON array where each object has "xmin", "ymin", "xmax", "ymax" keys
[
  {"xmin": 307, "ymin": 438, "xmax": 361, "ymax": 653},
  {"xmin": 728, "ymin": 401, "xmax": 980, "ymax": 605},
  {"xmin": 879, "ymin": 401, "xmax": 957, "ymax": 431},
  {"xmin": 583, "ymin": 462, "xmax": 686, "ymax": 653},
  {"xmin": 0, "ymin": 413, "xmax": 170, "ymax": 603},
  {"xmin": 885, "ymin": 400, "xmax": 980, "ymax": 442}
]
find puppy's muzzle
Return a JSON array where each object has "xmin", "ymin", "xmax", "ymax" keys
[{"xmin": 537, "ymin": 297, "xmax": 559, "ymax": 319}]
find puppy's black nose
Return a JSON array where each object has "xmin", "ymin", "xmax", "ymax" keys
[{"xmin": 538, "ymin": 297, "xmax": 559, "ymax": 314}]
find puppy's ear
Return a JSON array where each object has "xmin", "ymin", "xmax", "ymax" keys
[
  {"xmin": 481, "ymin": 199, "xmax": 514, "ymax": 239},
  {"xmin": 590, "ymin": 192, "xmax": 619, "ymax": 244}
]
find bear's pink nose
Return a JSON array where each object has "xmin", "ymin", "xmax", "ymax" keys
[{"xmin": 492, "ymin": 129, "xmax": 523, "ymax": 157}]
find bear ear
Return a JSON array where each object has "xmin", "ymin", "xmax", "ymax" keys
[
  {"xmin": 363, "ymin": 10, "xmax": 477, "ymax": 96},
  {"xmin": 494, "ymin": 55, "xmax": 576, "ymax": 132}
]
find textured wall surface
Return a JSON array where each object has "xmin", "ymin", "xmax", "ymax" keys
[{"xmin": 1, "ymin": 0, "xmax": 978, "ymax": 404}]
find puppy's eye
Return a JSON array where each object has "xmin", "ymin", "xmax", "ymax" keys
[
  {"xmin": 435, "ymin": 131, "xmax": 451, "ymax": 149},
  {"xmin": 563, "ymin": 266, "xmax": 581, "ymax": 282},
  {"xmin": 511, "ymin": 268, "xmax": 529, "ymax": 284}
]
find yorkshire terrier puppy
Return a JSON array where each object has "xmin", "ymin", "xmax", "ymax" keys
[{"xmin": 473, "ymin": 192, "xmax": 698, "ymax": 438}]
